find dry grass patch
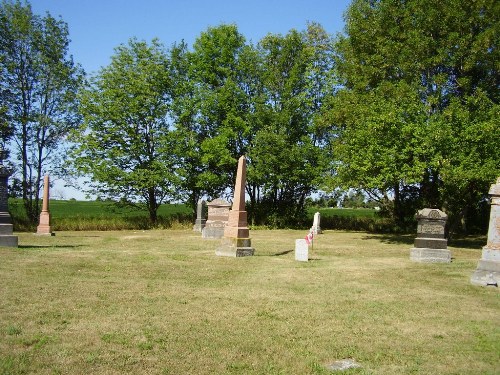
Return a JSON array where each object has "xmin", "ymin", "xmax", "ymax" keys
[{"xmin": 0, "ymin": 229, "xmax": 498, "ymax": 374}]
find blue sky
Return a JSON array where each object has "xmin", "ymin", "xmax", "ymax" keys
[{"xmin": 31, "ymin": 0, "xmax": 352, "ymax": 75}]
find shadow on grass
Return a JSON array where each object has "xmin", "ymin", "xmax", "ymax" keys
[
  {"xmin": 362, "ymin": 233, "xmax": 485, "ymax": 249},
  {"xmin": 272, "ymin": 249, "xmax": 294, "ymax": 256},
  {"xmin": 362, "ymin": 233, "xmax": 414, "ymax": 245},
  {"xmin": 448, "ymin": 236, "xmax": 486, "ymax": 250},
  {"xmin": 18, "ymin": 245, "xmax": 88, "ymax": 249}
]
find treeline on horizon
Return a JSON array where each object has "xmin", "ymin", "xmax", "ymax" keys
[{"xmin": 1, "ymin": 0, "xmax": 498, "ymax": 234}]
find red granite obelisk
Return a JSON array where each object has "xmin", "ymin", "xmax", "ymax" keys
[
  {"xmin": 36, "ymin": 175, "xmax": 54, "ymax": 235},
  {"xmin": 216, "ymin": 156, "xmax": 254, "ymax": 257}
]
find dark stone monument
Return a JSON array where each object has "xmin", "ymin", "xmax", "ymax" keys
[
  {"xmin": 410, "ymin": 208, "xmax": 450, "ymax": 263},
  {"xmin": 0, "ymin": 147, "xmax": 18, "ymax": 247},
  {"xmin": 193, "ymin": 199, "xmax": 207, "ymax": 232},
  {"xmin": 471, "ymin": 177, "xmax": 500, "ymax": 287},
  {"xmin": 202, "ymin": 198, "xmax": 231, "ymax": 239},
  {"xmin": 216, "ymin": 156, "xmax": 254, "ymax": 257}
]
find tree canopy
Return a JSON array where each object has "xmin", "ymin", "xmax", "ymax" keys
[
  {"xmin": 328, "ymin": 0, "xmax": 499, "ymax": 231},
  {"xmin": 0, "ymin": 0, "xmax": 83, "ymax": 222},
  {"xmin": 3, "ymin": 0, "xmax": 499, "ymax": 232}
]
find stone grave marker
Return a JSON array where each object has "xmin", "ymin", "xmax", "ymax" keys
[
  {"xmin": 36, "ymin": 174, "xmax": 54, "ymax": 236},
  {"xmin": 0, "ymin": 147, "xmax": 18, "ymax": 247},
  {"xmin": 202, "ymin": 198, "xmax": 231, "ymax": 239},
  {"xmin": 295, "ymin": 239, "xmax": 308, "ymax": 261},
  {"xmin": 471, "ymin": 177, "xmax": 500, "ymax": 287},
  {"xmin": 311, "ymin": 211, "xmax": 322, "ymax": 234},
  {"xmin": 193, "ymin": 199, "xmax": 207, "ymax": 232},
  {"xmin": 216, "ymin": 156, "xmax": 254, "ymax": 257},
  {"xmin": 410, "ymin": 208, "xmax": 450, "ymax": 263}
]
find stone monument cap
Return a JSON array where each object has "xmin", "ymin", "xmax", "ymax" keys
[
  {"xmin": 207, "ymin": 198, "xmax": 231, "ymax": 207},
  {"xmin": 488, "ymin": 178, "xmax": 500, "ymax": 195},
  {"xmin": 415, "ymin": 208, "xmax": 447, "ymax": 220}
]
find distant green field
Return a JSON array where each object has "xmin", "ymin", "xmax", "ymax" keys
[
  {"xmin": 8, "ymin": 199, "xmax": 383, "ymax": 232},
  {"xmin": 315, "ymin": 207, "xmax": 376, "ymax": 218},
  {"xmin": 8, "ymin": 198, "xmax": 192, "ymax": 218},
  {"xmin": 8, "ymin": 199, "xmax": 193, "ymax": 231}
]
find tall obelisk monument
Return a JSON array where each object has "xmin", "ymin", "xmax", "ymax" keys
[
  {"xmin": 36, "ymin": 174, "xmax": 54, "ymax": 235},
  {"xmin": 216, "ymin": 156, "xmax": 254, "ymax": 257}
]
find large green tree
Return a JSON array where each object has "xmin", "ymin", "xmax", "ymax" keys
[
  {"xmin": 329, "ymin": 0, "xmax": 499, "ymax": 231},
  {"xmin": 247, "ymin": 23, "xmax": 334, "ymax": 225},
  {"xmin": 170, "ymin": 24, "xmax": 260, "ymax": 211},
  {"xmin": 70, "ymin": 39, "xmax": 175, "ymax": 223},
  {"xmin": 0, "ymin": 0, "xmax": 83, "ymax": 222}
]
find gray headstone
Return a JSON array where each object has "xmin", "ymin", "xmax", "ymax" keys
[
  {"xmin": 193, "ymin": 199, "xmax": 207, "ymax": 232},
  {"xmin": 410, "ymin": 208, "xmax": 450, "ymax": 263},
  {"xmin": 295, "ymin": 239, "xmax": 308, "ymax": 262},
  {"xmin": 0, "ymin": 150, "xmax": 18, "ymax": 247},
  {"xmin": 202, "ymin": 198, "xmax": 231, "ymax": 239},
  {"xmin": 471, "ymin": 177, "xmax": 500, "ymax": 287}
]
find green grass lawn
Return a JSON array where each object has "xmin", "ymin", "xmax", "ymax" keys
[{"xmin": 0, "ymin": 229, "xmax": 498, "ymax": 374}]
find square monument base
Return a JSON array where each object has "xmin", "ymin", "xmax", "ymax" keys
[
  {"xmin": 0, "ymin": 235, "xmax": 18, "ymax": 247},
  {"xmin": 410, "ymin": 248, "xmax": 451, "ymax": 263},
  {"xmin": 216, "ymin": 237, "xmax": 254, "ymax": 257},
  {"xmin": 471, "ymin": 248, "xmax": 500, "ymax": 287}
]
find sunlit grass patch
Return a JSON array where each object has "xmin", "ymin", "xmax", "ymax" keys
[{"xmin": 0, "ymin": 229, "xmax": 497, "ymax": 374}]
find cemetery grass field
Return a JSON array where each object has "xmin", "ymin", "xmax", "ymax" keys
[{"xmin": 1, "ymin": 230, "xmax": 498, "ymax": 374}]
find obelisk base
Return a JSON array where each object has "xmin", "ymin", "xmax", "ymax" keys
[
  {"xmin": 193, "ymin": 218, "xmax": 206, "ymax": 232},
  {"xmin": 36, "ymin": 211, "xmax": 54, "ymax": 236},
  {"xmin": 471, "ymin": 248, "xmax": 500, "ymax": 287},
  {"xmin": 216, "ymin": 237, "xmax": 254, "ymax": 257}
]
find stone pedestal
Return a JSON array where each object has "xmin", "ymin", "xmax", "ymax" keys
[
  {"xmin": 36, "ymin": 175, "xmax": 54, "ymax": 236},
  {"xmin": 410, "ymin": 208, "xmax": 450, "ymax": 263},
  {"xmin": 311, "ymin": 211, "xmax": 322, "ymax": 235},
  {"xmin": 471, "ymin": 178, "xmax": 500, "ymax": 287},
  {"xmin": 193, "ymin": 199, "xmax": 207, "ymax": 232},
  {"xmin": 216, "ymin": 156, "xmax": 254, "ymax": 257},
  {"xmin": 0, "ymin": 155, "xmax": 18, "ymax": 247},
  {"xmin": 202, "ymin": 199, "xmax": 231, "ymax": 239}
]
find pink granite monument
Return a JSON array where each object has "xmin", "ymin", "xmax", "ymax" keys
[
  {"xmin": 216, "ymin": 156, "xmax": 254, "ymax": 257},
  {"xmin": 36, "ymin": 175, "xmax": 54, "ymax": 235},
  {"xmin": 471, "ymin": 177, "xmax": 500, "ymax": 286}
]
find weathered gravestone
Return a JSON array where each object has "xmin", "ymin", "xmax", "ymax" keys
[
  {"xmin": 36, "ymin": 174, "xmax": 54, "ymax": 236},
  {"xmin": 193, "ymin": 199, "xmax": 207, "ymax": 232},
  {"xmin": 471, "ymin": 177, "xmax": 500, "ymax": 287},
  {"xmin": 216, "ymin": 156, "xmax": 254, "ymax": 257},
  {"xmin": 0, "ymin": 147, "xmax": 18, "ymax": 247},
  {"xmin": 295, "ymin": 239, "xmax": 308, "ymax": 262},
  {"xmin": 311, "ymin": 211, "xmax": 322, "ymax": 234},
  {"xmin": 410, "ymin": 208, "xmax": 450, "ymax": 263},
  {"xmin": 202, "ymin": 198, "xmax": 231, "ymax": 239}
]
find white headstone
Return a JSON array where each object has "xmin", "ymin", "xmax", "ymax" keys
[{"xmin": 295, "ymin": 239, "xmax": 309, "ymax": 262}]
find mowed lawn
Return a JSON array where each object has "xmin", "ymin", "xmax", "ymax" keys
[{"xmin": 0, "ymin": 230, "xmax": 498, "ymax": 374}]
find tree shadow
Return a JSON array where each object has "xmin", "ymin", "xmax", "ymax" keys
[
  {"xmin": 448, "ymin": 236, "xmax": 486, "ymax": 250},
  {"xmin": 18, "ymin": 245, "xmax": 88, "ymax": 249},
  {"xmin": 362, "ymin": 233, "xmax": 485, "ymax": 249},
  {"xmin": 362, "ymin": 233, "xmax": 415, "ymax": 245}
]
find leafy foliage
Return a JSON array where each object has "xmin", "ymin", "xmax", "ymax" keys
[
  {"xmin": 329, "ymin": 0, "xmax": 500, "ymax": 232},
  {"xmin": 70, "ymin": 39, "xmax": 175, "ymax": 222},
  {"xmin": 0, "ymin": 0, "xmax": 84, "ymax": 222}
]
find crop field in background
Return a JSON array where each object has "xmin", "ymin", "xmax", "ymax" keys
[
  {"xmin": 0, "ymin": 229, "xmax": 498, "ymax": 374},
  {"xmin": 8, "ymin": 199, "xmax": 381, "ymax": 232}
]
